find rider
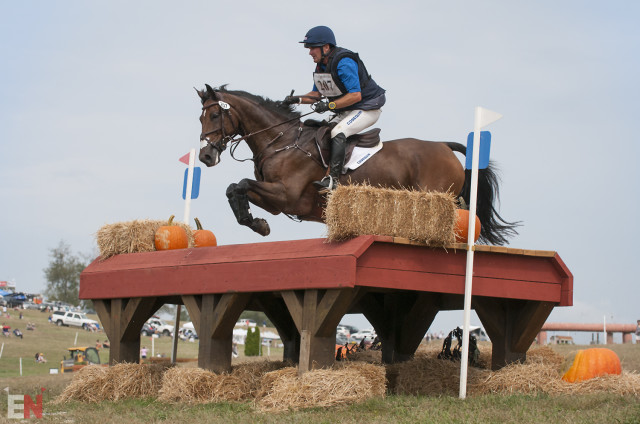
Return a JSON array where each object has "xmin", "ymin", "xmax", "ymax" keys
[{"xmin": 284, "ymin": 26, "xmax": 386, "ymax": 192}]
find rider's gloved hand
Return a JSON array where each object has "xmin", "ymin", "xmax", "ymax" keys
[
  {"xmin": 313, "ymin": 101, "xmax": 330, "ymax": 113},
  {"xmin": 283, "ymin": 95, "xmax": 301, "ymax": 105}
]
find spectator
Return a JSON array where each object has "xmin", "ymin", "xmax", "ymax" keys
[
  {"xmin": 26, "ymin": 322, "xmax": 35, "ymax": 330},
  {"xmin": 96, "ymin": 339, "xmax": 102, "ymax": 350},
  {"xmin": 19, "ymin": 312, "xmax": 23, "ymax": 320},
  {"xmin": 35, "ymin": 353, "xmax": 47, "ymax": 363},
  {"xmin": 2, "ymin": 324, "xmax": 10, "ymax": 337},
  {"xmin": 102, "ymin": 340, "xmax": 110, "ymax": 349},
  {"xmin": 140, "ymin": 346, "xmax": 148, "ymax": 359},
  {"xmin": 13, "ymin": 329, "xmax": 23, "ymax": 339}
]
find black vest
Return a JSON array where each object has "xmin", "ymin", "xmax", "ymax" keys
[{"xmin": 315, "ymin": 47, "xmax": 386, "ymax": 111}]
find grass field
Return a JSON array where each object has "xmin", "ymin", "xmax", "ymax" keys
[{"xmin": 0, "ymin": 309, "xmax": 638, "ymax": 423}]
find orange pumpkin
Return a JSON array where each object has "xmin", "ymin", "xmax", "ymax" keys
[
  {"xmin": 154, "ymin": 215, "xmax": 188, "ymax": 251},
  {"xmin": 562, "ymin": 348, "xmax": 622, "ymax": 383},
  {"xmin": 454, "ymin": 209, "xmax": 481, "ymax": 243},
  {"xmin": 193, "ymin": 217, "xmax": 217, "ymax": 247}
]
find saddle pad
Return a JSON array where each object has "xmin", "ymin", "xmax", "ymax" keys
[{"xmin": 343, "ymin": 141, "xmax": 383, "ymax": 173}]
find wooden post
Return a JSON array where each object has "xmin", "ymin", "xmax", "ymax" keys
[
  {"xmin": 182, "ymin": 293, "xmax": 250, "ymax": 373},
  {"xmin": 474, "ymin": 297, "xmax": 554, "ymax": 370},
  {"xmin": 281, "ymin": 288, "xmax": 358, "ymax": 374},
  {"xmin": 93, "ymin": 297, "xmax": 162, "ymax": 365},
  {"xmin": 253, "ymin": 293, "xmax": 299, "ymax": 363}
]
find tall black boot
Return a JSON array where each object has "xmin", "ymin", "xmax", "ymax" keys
[{"xmin": 313, "ymin": 133, "xmax": 347, "ymax": 192}]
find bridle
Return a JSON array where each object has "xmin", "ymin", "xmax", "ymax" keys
[{"xmin": 199, "ymin": 98, "xmax": 317, "ymax": 163}]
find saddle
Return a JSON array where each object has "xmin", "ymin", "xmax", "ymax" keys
[{"xmin": 305, "ymin": 120, "xmax": 381, "ymax": 169}]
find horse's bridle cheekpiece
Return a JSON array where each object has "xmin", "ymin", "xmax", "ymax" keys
[{"xmin": 200, "ymin": 100, "xmax": 236, "ymax": 155}]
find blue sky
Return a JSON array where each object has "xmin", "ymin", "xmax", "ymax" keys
[{"xmin": 1, "ymin": 1, "xmax": 639, "ymax": 339}]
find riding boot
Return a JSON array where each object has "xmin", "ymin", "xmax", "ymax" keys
[{"xmin": 313, "ymin": 133, "xmax": 347, "ymax": 192}]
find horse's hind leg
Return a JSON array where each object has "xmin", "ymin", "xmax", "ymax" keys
[{"xmin": 226, "ymin": 182, "xmax": 270, "ymax": 236}]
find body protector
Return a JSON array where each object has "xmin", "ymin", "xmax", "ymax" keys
[{"xmin": 313, "ymin": 47, "xmax": 386, "ymax": 111}]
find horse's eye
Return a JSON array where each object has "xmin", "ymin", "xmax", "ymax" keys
[{"xmin": 210, "ymin": 113, "xmax": 219, "ymax": 121}]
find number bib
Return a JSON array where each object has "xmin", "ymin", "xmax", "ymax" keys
[{"xmin": 313, "ymin": 73, "xmax": 344, "ymax": 97}]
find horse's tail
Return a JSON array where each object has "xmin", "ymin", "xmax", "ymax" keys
[{"xmin": 444, "ymin": 142, "xmax": 520, "ymax": 245}]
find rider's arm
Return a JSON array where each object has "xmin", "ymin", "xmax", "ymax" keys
[{"xmin": 300, "ymin": 90, "xmax": 321, "ymax": 104}]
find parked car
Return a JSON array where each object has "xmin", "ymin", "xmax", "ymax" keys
[
  {"xmin": 140, "ymin": 323, "xmax": 156, "ymax": 337},
  {"xmin": 52, "ymin": 311, "xmax": 99, "ymax": 329},
  {"xmin": 235, "ymin": 319, "xmax": 256, "ymax": 327},
  {"xmin": 146, "ymin": 317, "xmax": 174, "ymax": 336},
  {"xmin": 351, "ymin": 328, "xmax": 376, "ymax": 342},
  {"xmin": 22, "ymin": 302, "xmax": 42, "ymax": 310},
  {"xmin": 336, "ymin": 325, "xmax": 351, "ymax": 338}
]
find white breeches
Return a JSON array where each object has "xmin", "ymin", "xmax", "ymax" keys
[{"xmin": 330, "ymin": 109, "xmax": 382, "ymax": 138}]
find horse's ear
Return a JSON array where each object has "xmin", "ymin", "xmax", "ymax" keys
[
  {"xmin": 205, "ymin": 84, "xmax": 217, "ymax": 99},
  {"xmin": 195, "ymin": 87, "xmax": 205, "ymax": 100}
]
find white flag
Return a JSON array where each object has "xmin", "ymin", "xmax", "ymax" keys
[{"xmin": 476, "ymin": 107, "xmax": 503, "ymax": 129}]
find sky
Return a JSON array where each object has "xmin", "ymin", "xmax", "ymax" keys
[{"xmin": 1, "ymin": 1, "xmax": 639, "ymax": 342}]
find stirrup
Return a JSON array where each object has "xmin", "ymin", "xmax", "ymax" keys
[{"xmin": 313, "ymin": 175, "xmax": 337, "ymax": 193}]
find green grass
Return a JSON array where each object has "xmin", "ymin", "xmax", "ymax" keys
[{"xmin": 0, "ymin": 309, "xmax": 639, "ymax": 423}]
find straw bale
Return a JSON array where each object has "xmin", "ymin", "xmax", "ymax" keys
[
  {"xmin": 158, "ymin": 366, "xmax": 257, "ymax": 403},
  {"xmin": 257, "ymin": 363, "xmax": 386, "ymax": 412},
  {"xmin": 55, "ymin": 363, "xmax": 166, "ymax": 403},
  {"xmin": 55, "ymin": 365, "xmax": 110, "ymax": 403},
  {"xmin": 324, "ymin": 184, "xmax": 457, "ymax": 245},
  {"xmin": 393, "ymin": 352, "xmax": 490, "ymax": 396},
  {"xmin": 231, "ymin": 360, "xmax": 290, "ymax": 396},
  {"xmin": 96, "ymin": 219, "xmax": 194, "ymax": 259}
]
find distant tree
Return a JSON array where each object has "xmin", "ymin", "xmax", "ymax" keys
[
  {"xmin": 43, "ymin": 241, "xmax": 89, "ymax": 306},
  {"xmin": 244, "ymin": 326, "xmax": 261, "ymax": 357}
]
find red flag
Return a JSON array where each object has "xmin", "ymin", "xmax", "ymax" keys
[{"xmin": 179, "ymin": 152, "xmax": 191, "ymax": 165}]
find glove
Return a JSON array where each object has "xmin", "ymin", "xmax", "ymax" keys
[
  {"xmin": 314, "ymin": 101, "xmax": 330, "ymax": 113},
  {"xmin": 283, "ymin": 95, "xmax": 301, "ymax": 105}
]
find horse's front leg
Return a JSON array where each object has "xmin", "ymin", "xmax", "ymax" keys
[{"xmin": 226, "ymin": 178, "xmax": 290, "ymax": 236}]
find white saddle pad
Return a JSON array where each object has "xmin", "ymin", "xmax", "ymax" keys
[{"xmin": 343, "ymin": 141, "xmax": 383, "ymax": 173}]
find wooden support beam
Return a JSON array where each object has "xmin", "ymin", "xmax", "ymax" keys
[
  {"xmin": 93, "ymin": 297, "xmax": 161, "ymax": 365},
  {"xmin": 282, "ymin": 288, "xmax": 358, "ymax": 373},
  {"xmin": 182, "ymin": 293, "xmax": 250, "ymax": 373},
  {"xmin": 473, "ymin": 297, "xmax": 555, "ymax": 370},
  {"xmin": 362, "ymin": 292, "xmax": 439, "ymax": 364}
]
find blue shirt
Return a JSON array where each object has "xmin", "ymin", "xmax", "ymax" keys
[{"xmin": 313, "ymin": 57, "xmax": 360, "ymax": 93}]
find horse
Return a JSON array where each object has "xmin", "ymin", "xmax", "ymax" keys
[{"xmin": 197, "ymin": 85, "xmax": 518, "ymax": 245}]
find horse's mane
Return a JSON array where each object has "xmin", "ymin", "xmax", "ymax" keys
[{"xmin": 206, "ymin": 84, "xmax": 301, "ymax": 119}]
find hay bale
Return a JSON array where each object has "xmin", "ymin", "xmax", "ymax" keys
[
  {"xmin": 55, "ymin": 363, "xmax": 166, "ymax": 403},
  {"xmin": 158, "ymin": 367, "xmax": 252, "ymax": 403},
  {"xmin": 96, "ymin": 219, "xmax": 195, "ymax": 259},
  {"xmin": 324, "ymin": 185, "xmax": 457, "ymax": 245},
  {"xmin": 55, "ymin": 365, "xmax": 110, "ymax": 403},
  {"xmin": 231, "ymin": 360, "xmax": 290, "ymax": 396},
  {"xmin": 257, "ymin": 363, "xmax": 386, "ymax": 412}
]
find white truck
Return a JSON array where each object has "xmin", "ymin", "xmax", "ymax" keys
[
  {"xmin": 52, "ymin": 311, "xmax": 99, "ymax": 329},
  {"xmin": 146, "ymin": 317, "xmax": 174, "ymax": 336}
]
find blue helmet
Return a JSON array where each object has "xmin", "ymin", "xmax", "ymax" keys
[{"xmin": 299, "ymin": 26, "xmax": 336, "ymax": 48}]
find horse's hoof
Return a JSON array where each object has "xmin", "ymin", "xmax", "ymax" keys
[{"xmin": 251, "ymin": 218, "xmax": 270, "ymax": 236}]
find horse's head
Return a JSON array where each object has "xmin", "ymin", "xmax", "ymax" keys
[{"xmin": 197, "ymin": 84, "xmax": 241, "ymax": 167}]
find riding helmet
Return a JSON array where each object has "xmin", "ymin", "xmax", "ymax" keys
[{"xmin": 300, "ymin": 26, "xmax": 336, "ymax": 48}]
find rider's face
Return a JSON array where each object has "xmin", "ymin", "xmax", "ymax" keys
[
  {"xmin": 308, "ymin": 45, "xmax": 330, "ymax": 64},
  {"xmin": 308, "ymin": 46, "xmax": 323, "ymax": 63}
]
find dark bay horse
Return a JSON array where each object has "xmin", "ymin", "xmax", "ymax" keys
[{"xmin": 197, "ymin": 85, "xmax": 517, "ymax": 245}]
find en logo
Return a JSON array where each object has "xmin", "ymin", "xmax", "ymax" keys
[{"xmin": 6, "ymin": 387, "xmax": 45, "ymax": 419}]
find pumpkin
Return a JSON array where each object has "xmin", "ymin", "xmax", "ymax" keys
[
  {"xmin": 154, "ymin": 215, "xmax": 188, "ymax": 251},
  {"xmin": 562, "ymin": 348, "xmax": 622, "ymax": 383},
  {"xmin": 193, "ymin": 217, "xmax": 217, "ymax": 247},
  {"xmin": 454, "ymin": 209, "xmax": 481, "ymax": 243}
]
